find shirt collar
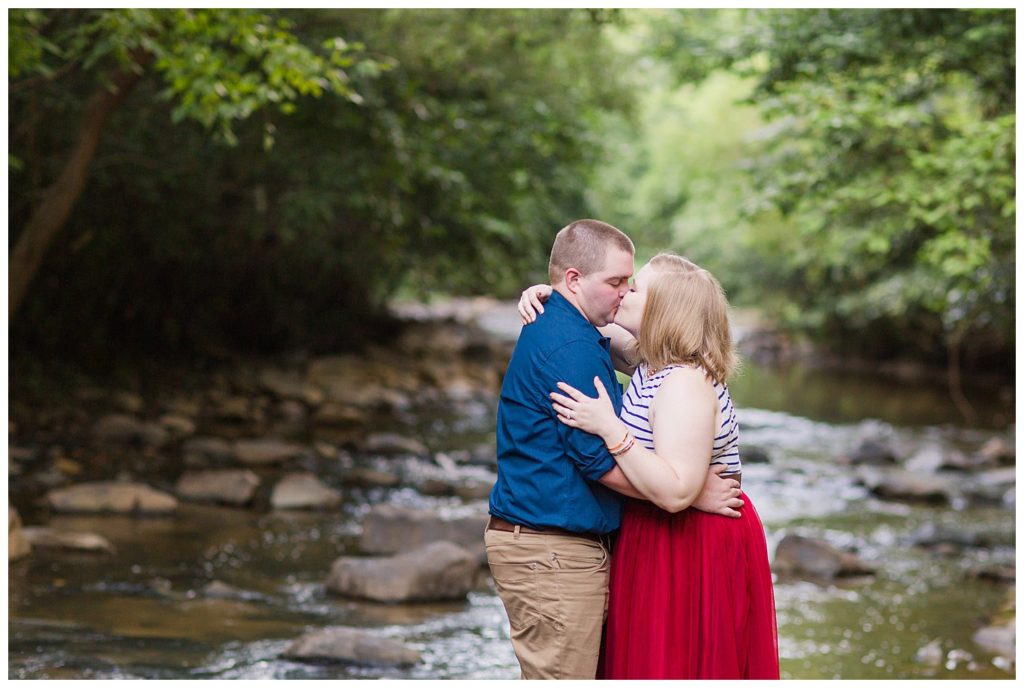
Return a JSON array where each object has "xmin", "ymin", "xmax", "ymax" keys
[{"xmin": 547, "ymin": 290, "xmax": 612, "ymax": 352}]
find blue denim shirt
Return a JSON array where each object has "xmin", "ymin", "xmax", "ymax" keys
[{"xmin": 489, "ymin": 290, "xmax": 623, "ymax": 535}]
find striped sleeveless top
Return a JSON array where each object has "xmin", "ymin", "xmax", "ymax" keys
[{"xmin": 620, "ymin": 364, "xmax": 741, "ymax": 475}]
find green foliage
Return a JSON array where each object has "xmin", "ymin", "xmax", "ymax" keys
[
  {"xmin": 733, "ymin": 9, "xmax": 1015, "ymax": 362},
  {"xmin": 9, "ymin": 9, "xmax": 633, "ymax": 360},
  {"xmin": 9, "ymin": 9, "xmax": 372, "ymax": 147}
]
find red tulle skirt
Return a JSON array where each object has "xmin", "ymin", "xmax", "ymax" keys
[{"xmin": 599, "ymin": 492, "xmax": 780, "ymax": 679}]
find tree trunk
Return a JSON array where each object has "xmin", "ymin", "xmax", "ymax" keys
[
  {"xmin": 947, "ymin": 333, "xmax": 977, "ymax": 424},
  {"xmin": 9, "ymin": 60, "xmax": 149, "ymax": 319}
]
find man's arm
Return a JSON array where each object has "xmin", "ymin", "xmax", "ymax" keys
[
  {"xmin": 597, "ymin": 465, "xmax": 646, "ymax": 500},
  {"xmin": 542, "ymin": 341, "xmax": 624, "ymax": 481}
]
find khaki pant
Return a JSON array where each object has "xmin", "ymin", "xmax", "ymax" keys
[{"xmin": 485, "ymin": 527, "xmax": 611, "ymax": 679}]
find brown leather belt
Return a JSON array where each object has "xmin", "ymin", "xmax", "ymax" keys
[{"xmin": 487, "ymin": 516, "xmax": 604, "ymax": 543}]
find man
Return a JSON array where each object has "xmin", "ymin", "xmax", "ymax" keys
[{"xmin": 485, "ymin": 219, "xmax": 742, "ymax": 679}]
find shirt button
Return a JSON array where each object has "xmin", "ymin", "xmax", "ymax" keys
[{"xmin": 529, "ymin": 563, "xmax": 538, "ymax": 570}]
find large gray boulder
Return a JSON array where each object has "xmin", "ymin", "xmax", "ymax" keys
[
  {"xmin": 175, "ymin": 469, "xmax": 260, "ymax": 506},
  {"xmin": 282, "ymin": 626, "xmax": 420, "ymax": 667},
  {"xmin": 45, "ymin": 481, "xmax": 178, "ymax": 514},
  {"xmin": 232, "ymin": 438, "xmax": 306, "ymax": 465},
  {"xmin": 271, "ymin": 472, "xmax": 342, "ymax": 510},
  {"xmin": 326, "ymin": 541, "xmax": 477, "ymax": 602},
  {"xmin": 359, "ymin": 504, "xmax": 488, "ymax": 560},
  {"xmin": 9, "ymin": 507, "xmax": 31, "ymax": 560},
  {"xmin": 772, "ymin": 534, "xmax": 875, "ymax": 580},
  {"xmin": 21, "ymin": 527, "xmax": 116, "ymax": 555}
]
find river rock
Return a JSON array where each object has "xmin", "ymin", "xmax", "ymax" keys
[
  {"xmin": 968, "ymin": 565, "xmax": 1016, "ymax": 584},
  {"xmin": 453, "ymin": 480, "xmax": 495, "ymax": 500},
  {"xmin": 343, "ymin": 468, "xmax": 401, "ymax": 488},
  {"xmin": 232, "ymin": 438, "xmax": 306, "ymax": 465},
  {"xmin": 909, "ymin": 523, "xmax": 990, "ymax": 550},
  {"xmin": 772, "ymin": 534, "xmax": 875, "ymax": 580},
  {"xmin": 861, "ymin": 468, "xmax": 954, "ymax": 505},
  {"xmin": 973, "ymin": 621, "xmax": 1015, "ymax": 658},
  {"xmin": 175, "ymin": 469, "xmax": 260, "ymax": 505},
  {"xmin": 93, "ymin": 414, "xmax": 170, "ymax": 448},
  {"xmin": 977, "ymin": 436, "xmax": 1015, "ymax": 466},
  {"xmin": 742, "ymin": 445, "xmax": 771, "ymax": 464},
  {"xmin": 210, "ymin": 396, "xmax": 252, "ymax": 422},
  {"xmin": 327, "ymin": 541, "xmax": 478, "ymax": 602},
  {"xmin": 9, "ymin": 446, "xmax": 36, "ymax": 463},
  {"xmin": 361, "ymin": 433, "xmax": 428, "ymax": 457},
  {"xmin": 9, "ymin": 507, "xmax": 31, "ymax": 560},
  {"xmin": 313, "ymin": 442, "xmax": 341, "ymax": 460},
  {"xmin": 271, "ymin": 472, "xmax": 342, "ymax": 510},
  {"xmin": 21, "ymin": 527, "xmax": 116, "ymax": 555},
  {"xmin": 962, "ymin": 468, "xmax": 1016, "ymax": 506},
  {"xmin": 337, "ymin": 385, "xmax": 412, "ymax": 412},
  {"xmin": 844, "ymin": 439, "xmax": 898, "ymax": 466},
  {"xmin": 259, "ymin": 369, "xmax": 325, "ymax": 407},
  {"xmin": 159, "ymin": 414, "xmax": 196, "ymax": 439},
  {"xmin": 282, "ymin": 626, "xmax": 421, "ymax": 667},
  {"xmin": 201, "ymin": 580, "xmax": 260, "ymax": 601},
  {"xmin": 313, "ymin": 403, "xmax": 368, "ymax": 428},
  {"xmin": 915, "ymin": 639, "xmax": 944, "ymax": 666},
  {"xmin": 45, "ymin": 481, "xmax": 178, "ymax": 514},
  {"xmin": 112, "ymin": 391, "xmax": 145, "ymax": 414},
  {"xmin": 182, "ymin": 437, "xmax": 234, "ymax": 464},
  {"xmin": 359, "ymin": 504, "xmax": 488, "ymax": 559}
]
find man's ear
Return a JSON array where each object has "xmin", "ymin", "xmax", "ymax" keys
[{"xmin": 563, "ymin": 268, "xmax": 582, "ymax": 294}]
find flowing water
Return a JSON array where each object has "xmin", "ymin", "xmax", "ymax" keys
[{"xmin": 8, "ymin": 322, "xmax": 1015, "ymax": 679}]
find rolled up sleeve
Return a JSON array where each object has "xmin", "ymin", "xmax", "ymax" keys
[{"xmin": 540, "ymin": 341, "xmax": 618, "ymax": 481}]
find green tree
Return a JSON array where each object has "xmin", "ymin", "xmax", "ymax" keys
[
  {"xmin": 727, "ymin": 10, "xmax": 1014, "ymax": 382},
  {"xmin": 9, "ymin": 9, "xmax": 634, "ymax": 360},
  {"xmin": 8, "ymin": 8, "xmax": 370, "ymax": 317}
]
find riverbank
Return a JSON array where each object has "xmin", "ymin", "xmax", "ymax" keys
[{"xmin": 8, "ymin": 298, "xmax": 1016, "ymax": 678}]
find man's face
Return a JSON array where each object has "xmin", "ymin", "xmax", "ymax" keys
[{"xmin": 575, "ymin": 248, "xmax": 634, "ymax": 327}]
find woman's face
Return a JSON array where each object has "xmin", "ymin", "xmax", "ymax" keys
[{"xmin": 613, "ymin": 262, "xmax": 654, "ymax": 335}]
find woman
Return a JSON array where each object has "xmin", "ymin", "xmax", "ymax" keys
[{"xmin": 519, "ymin": 252, "xmax": 779, "ymax": 679}]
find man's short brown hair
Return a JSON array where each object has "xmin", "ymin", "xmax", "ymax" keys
[{"xmin": 547, "ymin": 219, "xmax": 635, "ymax": 284}]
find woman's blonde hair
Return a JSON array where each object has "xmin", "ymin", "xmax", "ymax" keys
[{"xmin": 636, "ymin": 252, "xmax": 738, "ymax": 385}]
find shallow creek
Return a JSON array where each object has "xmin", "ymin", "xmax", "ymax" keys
[{"xmin": 8, "ymin": 314, "xmax": 1015, "ymax": 679}]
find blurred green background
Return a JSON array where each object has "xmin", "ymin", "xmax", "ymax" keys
[{"xmin": 9, "ymin": 8, "xmax": 1015, "ymax": 375}]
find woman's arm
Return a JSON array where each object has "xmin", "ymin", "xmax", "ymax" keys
[
  {"xmin": 519, "ymin": 285, "xmax": 638, "ymax": 375},
  {"xmin": 597, "ymin": 323, "xmax": 639, "ymax": 376},
  {"xmin": 551, "ymin": 370, "xmax": 719, "ymax": 513}
]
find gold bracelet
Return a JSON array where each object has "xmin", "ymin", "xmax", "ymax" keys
[
  {"xmin": 611, "ymin": 437, "xmax": 635, "ymax": 457},
  {"xmin": 606, "ymin": 430, "xmax": 631, "ymax": 454}
]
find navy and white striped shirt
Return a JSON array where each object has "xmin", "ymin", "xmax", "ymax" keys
[{"xmin": 620, "ymin": 364, "xmax": 741, "ymax": 475}]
